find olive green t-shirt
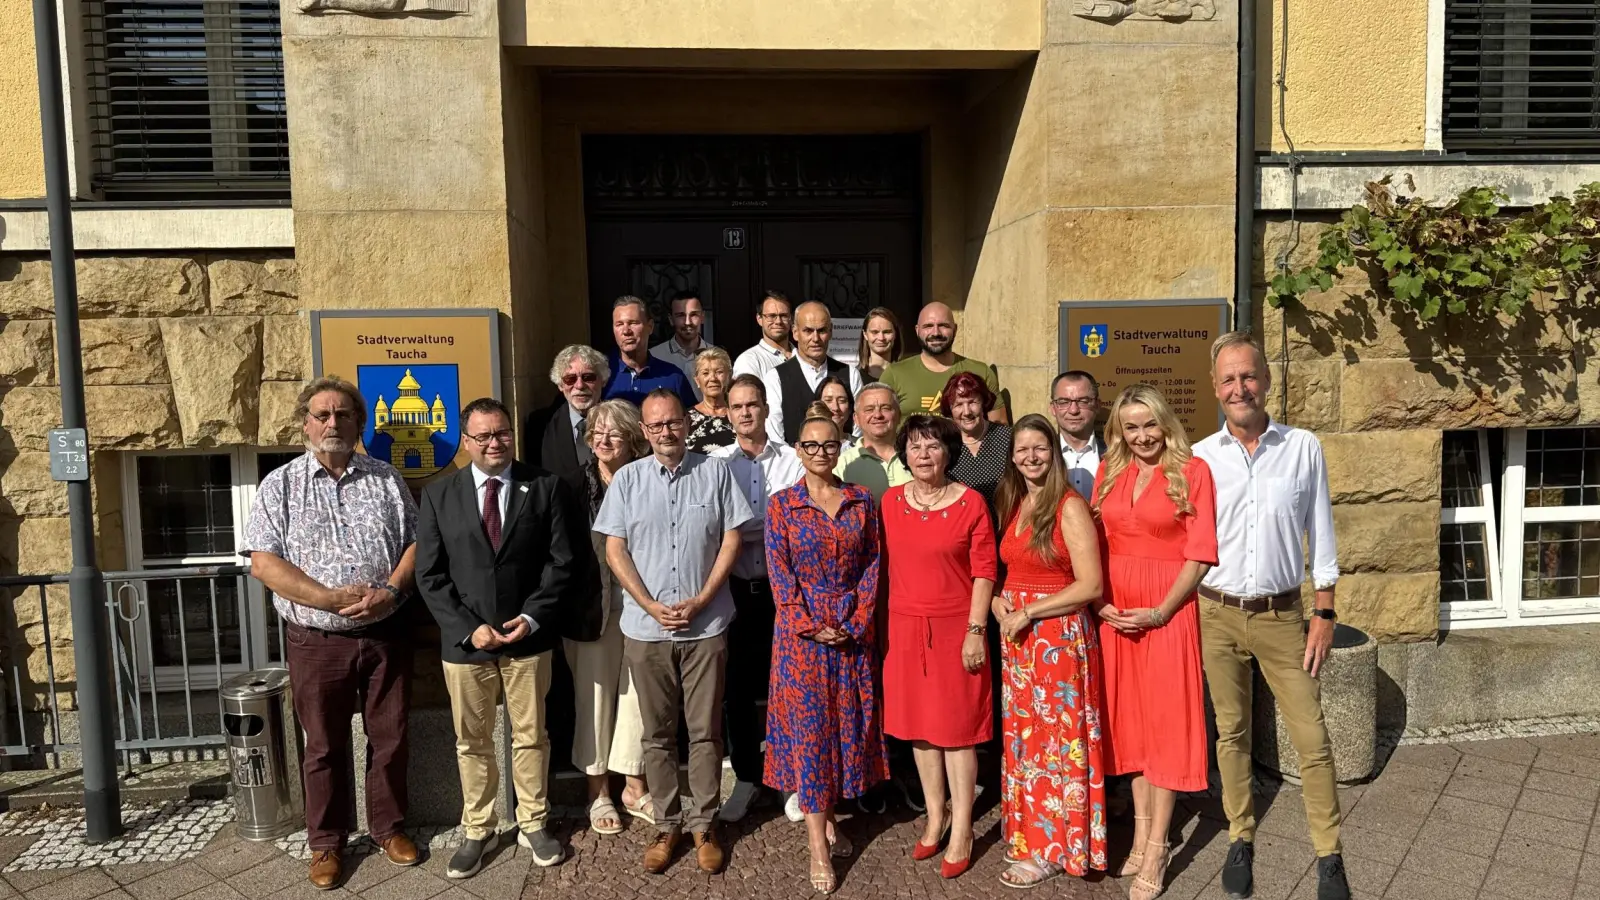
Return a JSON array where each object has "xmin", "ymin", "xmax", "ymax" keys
[{"xmin": 879, "ymin": 354, "xmax": 1001, "ymax": 419}]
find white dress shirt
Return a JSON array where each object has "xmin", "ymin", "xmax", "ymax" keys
[
  {"xmin": 710, "ymin": 439, "xmax": 806, "ymax": 580},
  {"xmin": 760, "ymin": 357, "xmax": 864, "ymax": 444},
  {"xmin": 650, "ymin": 336, "xmax": 716, "ymax": 399},
  {"xmin": 731, "ymin": 338, "xmax": 793, "ymax": 381},
  {"xmin": 1193, "ymin": 420, "xmax": 1339, "ymax": 598},
  {"xmin": 470, "ymin": 464, "xmax": 535, "ymax": 630},
  {"xmin": 1060, "ymin": 433, "xmax": 1103, "ymax": 502}
]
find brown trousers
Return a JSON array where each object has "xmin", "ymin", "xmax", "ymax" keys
[
  {"xmin": 624, "ymin": 633, "xmax": 729, "ymax": 834},
  {"xmin": 285, "ymin": 618, "xmax": 412, "ymax": 850}
]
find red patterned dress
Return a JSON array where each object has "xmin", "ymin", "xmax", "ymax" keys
[
  {"xmin": 762, "ymin": 482, "xmax": 889, "ymax": 813},
  {"xmin": 999, "ymin": 491, "xmax": 1107, "ymax": 875}
]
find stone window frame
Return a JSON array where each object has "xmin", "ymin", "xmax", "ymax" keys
[
  {"xmin": 1447, "ymin": 427, "xmax": 1600, "ymax": 629},
  {"xmin": 119, "ymin": 447, "xmax": 289, "ymax": 692}
]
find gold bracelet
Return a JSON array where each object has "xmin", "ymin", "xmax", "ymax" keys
[{"xmin": 965, "ymin": 621, "xmax": 986, "ymax": 635}]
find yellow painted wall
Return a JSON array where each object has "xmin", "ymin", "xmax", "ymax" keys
[
  {"xmin": 1257, "ymin": 0, "xmax": 1429, "ymax": 151},
  {"xmin": 505, "ymin": 0, "xmax": 1039, "ymax": 52},
  {"xmin": 0, "ymin": 0, "xmax": 46, "ymax": 199}
]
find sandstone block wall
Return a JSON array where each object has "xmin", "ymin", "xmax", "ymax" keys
[
  {"xmin": 1258, "ymin": 216, "xmax": 1600, "ymax": 642},
  {"xmin": 0, "ymin": 252, "xmax": 302, "ymax": 709}
]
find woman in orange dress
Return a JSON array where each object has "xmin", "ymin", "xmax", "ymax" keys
[{"xmin": 1092, "ymin": 384, "xmax": 1217, "ymax": 900}]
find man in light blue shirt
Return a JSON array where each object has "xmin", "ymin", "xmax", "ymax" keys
[{"xmin": 593, "ymin": 389, "xmax": 752, "ymax": 876}]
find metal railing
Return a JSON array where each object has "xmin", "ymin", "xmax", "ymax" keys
[{"xmin": 0, "ymin": 565, "xmax": 278, "ymax": 771}]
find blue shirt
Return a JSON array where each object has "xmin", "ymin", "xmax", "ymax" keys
[
  {"xmin": 592, "ymin": 452, "xmax": 754, "ymax": 642},
  {"xmin": 603, "ymin": 351, "xmax": 698, "ymax": 409}
]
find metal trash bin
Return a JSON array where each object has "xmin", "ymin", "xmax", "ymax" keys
[{"xmin": 221, "ymin": 668, "xmax": 303, "ymax": 841}]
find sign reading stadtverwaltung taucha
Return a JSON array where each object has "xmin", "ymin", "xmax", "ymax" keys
[
  {"xmin": 1057, "ymin": 299, "xmax": 1228, "ymax": 439},
  {"xmin": 311, "ymin": 309, "xmax": 501, "ymax": 483}
]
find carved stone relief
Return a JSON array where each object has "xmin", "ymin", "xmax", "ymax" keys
[
  {"xmin": 1074, "ymin": 0, "xmax": 1218, "ymax": 22},
  {"xmin": 296, "ymin": 0, "xmax": 468, "ymax": 14}
]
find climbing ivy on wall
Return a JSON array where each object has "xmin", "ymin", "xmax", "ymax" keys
[{"xmin": 1265, "ymin": 177, "xmax": 1600, "ymax": 320}]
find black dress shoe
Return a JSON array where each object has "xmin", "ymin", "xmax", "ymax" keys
[
  {"xmin": 1316, "ymin": 854, "xmax": 1351, "ymax": 900},
  {"xmin": 1221, "ymin": 839, "xmax": 1253, "ymax": 898}
]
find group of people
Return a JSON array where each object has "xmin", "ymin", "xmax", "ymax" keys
[{"xmin": 242, "ymin": 290, "xmax": 1352, "ymax": 900}]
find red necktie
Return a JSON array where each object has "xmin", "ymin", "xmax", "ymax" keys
[{"xmin": 483, "ymin": 478, "xmax": 502, "ymax": 551}]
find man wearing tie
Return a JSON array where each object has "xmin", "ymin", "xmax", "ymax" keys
[
  {"xmin": 417, "ymin": 398, "xmax": 578, "ymax": 878},
  {"xmin": 524, "ymin": 344, "xmax": 608, "ymax": 498}
]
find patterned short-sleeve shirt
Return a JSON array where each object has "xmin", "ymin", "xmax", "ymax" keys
[{"xmin": 240, "ymin": 451, "xmax": 418, "ymax": 632}]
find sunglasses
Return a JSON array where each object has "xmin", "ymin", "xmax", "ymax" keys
[{"xmin": 562, "ymin": 372, "xmax": 600, "ymax": 387}]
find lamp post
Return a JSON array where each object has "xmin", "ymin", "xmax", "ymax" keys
[{"xmin": 31, "ymin": 0, "xmax": 122, "ymax": 842}]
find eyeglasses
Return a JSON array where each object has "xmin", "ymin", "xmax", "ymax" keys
[
  {"xmin": 1050, "ymin": 397, "xmax": 1097, "ymax": 410},
  {"xmin": 642, "ymin": 419, "xmax": 686, "ymax": 435},
  {"xmin": 591, "ymin": 430, "xmax": 625, "ymax": 444},
  {"xmin": 465, "ymin": 430, "xmax": 514, "ymax": 446},
  {"xmin": 310, "ymin": 410, "xmax": 358, "ymax": 424},
  {"xmin": 562, "ymin": 372, "xmax": 600, "ymax": 387},
  {"xmin": 796, "ymin": 441, "xmax": 843, "ymax": 457}
]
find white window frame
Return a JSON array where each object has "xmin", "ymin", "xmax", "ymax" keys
[
  {"xmin": 1447, "ymin": 427, "xmax": 1600, "ymax": 629},
  {"xmin": 120, "ymin": 448, "xmax": 289, "ymax": 690},
  {"xmin": 1439, "ymin": 430, "xmax": 1503, "ymax": 625}
]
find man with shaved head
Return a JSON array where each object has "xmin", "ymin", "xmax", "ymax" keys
[
  {"xmin": 759, "ymin": 301, "xmax": 863, "ymax": 444},
  {"xmin": 880, "ymin": 301, "xmax": 1003, "ymax": 423}
]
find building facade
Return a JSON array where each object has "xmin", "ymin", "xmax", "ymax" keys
[{"xmin": 1, "ymin": 0, "xmax": 1597, "ymax": 750}]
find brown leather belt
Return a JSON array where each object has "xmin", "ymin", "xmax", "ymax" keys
[{"xmin": 1198, "ymin": 586, "xmax": 1299, "ymax": 613}]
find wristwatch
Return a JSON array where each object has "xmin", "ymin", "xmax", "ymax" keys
[
  {"xmin": 380, "ymin": 583, "xmax": 403, "ymax": 601},
  {"xmin": 1311, "ymin": 608, "xmax": 1336, "ymax": 621}
]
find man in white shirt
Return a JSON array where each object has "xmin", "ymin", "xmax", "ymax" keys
[
  {"xmin": 708, "ymin": 374, "xmax": 805, "ymax": 823},
  {"xmin": 1049, "ymin": 370, "xmax": 1104, "ymax": 501},
  {"xmin": 761, "ymin": 301, "xmax": 864, "ymax": 445},
  {"xmin": 1192, "ymin": 332, "xmax": 1349, "ymax": 900},
  {"xmin": 650, "ymin": 290, "xmax": 717, "ymax": 397},
  {"xmin": 731, "ymin": 290, "xmax": 795, "ymax": 381}
]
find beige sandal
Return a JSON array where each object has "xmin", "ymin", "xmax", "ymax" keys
[
  {"xmin": 1119, "ymin": 815, "xmax": 1152, "ymax": 876},
  {"xmin": 809, "ymin": 855, "xmax": 837, "ymax": 894},
  {"xmin": 1128, "ymin": 839, "xmax": 1170, "ymax": 900}
]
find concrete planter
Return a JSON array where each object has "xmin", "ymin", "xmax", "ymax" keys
[{"xmin": 1252, "ymin": 623, "xmax": 1377, "ymax": 785}]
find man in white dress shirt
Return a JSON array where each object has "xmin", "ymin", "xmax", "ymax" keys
[
  {"xmin": 1049, "ymin": 370, "xmax": 1104, "ymax": 501},
  {"xmin": 709, "ymin": 374, "xmax": 805, "ymax": 823},
  {"xmin": 650, "ymin": 290, "xmax": 717, "ymax": 397},
  {"xmin": 1192, "ymin": 332, "xmax": 1349, "ymax": 900},
  {"xmin": 760, "ymin": 301, "xmax": 864, "ymax": 445},
  {"xmin": 731, "ymin": 290, "xmax": 795, "ymax": 381}
]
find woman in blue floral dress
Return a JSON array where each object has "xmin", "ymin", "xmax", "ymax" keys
[{"xmin": 764, "ymin": 409, "xmax": 889, "ymax": 895}]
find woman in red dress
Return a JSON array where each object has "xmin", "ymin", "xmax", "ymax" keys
[
  {"xmin": 1093, "ymin": 385, "xmax": 1217, "ymax": 900},
  {"xmin": 993, "ymin": 414, "xmax": 1107, "ymax": 888},
  {"xmin": 881, "ymin": 414, "xmax": 997, "ymax": 880}
]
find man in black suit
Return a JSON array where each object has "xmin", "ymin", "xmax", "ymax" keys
[
  {"xmin": 417, "ymin": 397, "xmax": 577, "ymax": 879},
  {"xmin": 523, "ymin": 344, "xmax": 609, "ymax": 498}
]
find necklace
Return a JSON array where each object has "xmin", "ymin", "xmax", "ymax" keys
[{"xmin": 907, "ymin": 482, "xmax": 951, "ymax": 521}]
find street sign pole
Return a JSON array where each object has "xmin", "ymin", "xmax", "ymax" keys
[{"xmin": 32, "ymin": 0, "xmax": 122, "ymax": 842}]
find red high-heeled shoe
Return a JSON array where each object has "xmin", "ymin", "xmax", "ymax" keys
[
  {"xmin": 911, "ymin": 820, "xmax": 951, "ymax": 861},
  {"xmin": 939, "ymin": 855, "xmax": 972, "ymax": 879}
]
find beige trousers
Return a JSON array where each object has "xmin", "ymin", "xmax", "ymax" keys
[
  {"xmin": 442, "ymin": 652, "xmax": 552, "ymax": 840},
  {"xmin": 1199, "ymin": 599, "xmax": 1343, "ymax": 855},
  {"xmin": 564, "ymin": 609, "xmax": 645, "ymax": 777}
]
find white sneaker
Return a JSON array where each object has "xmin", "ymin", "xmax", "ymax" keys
[
  {"xmin": 720, "ymin": 781, "xmax": 758, "ymax": 823},
  {"xmin": 784, "ymin": 791, "xmax": 804, "ymax": 823}
]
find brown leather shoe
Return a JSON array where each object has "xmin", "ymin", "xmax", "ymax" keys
[
  {"xmin": 308, "ymin": 850, "xmax": 342, "ymax": 890},
  {"xmin": 379, "ymin": 832, "xmax": 421, "ymax": 866},
  {"xmin": 693, "ymin": 829, "xmax": 725, "ymax": 874},
  {"xmin": 642, "ymin": 830, "xmax": 679, "ymax": 874}
]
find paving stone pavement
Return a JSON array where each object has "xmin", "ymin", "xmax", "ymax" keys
[{"xmin": 1, "ymin": 731, "xmax": 1598, "ymax": 900}]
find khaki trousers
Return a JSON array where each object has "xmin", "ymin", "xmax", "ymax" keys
[
  {"xmin": 564, "ymin": 612, "xmax": 645, "ymax": 777},
  {"xmin": 442, "ymin": 652, "xmax": 553, "ymax": 840},
  {"xmin": 624, "ymin": 633, "xmax": 729, "ymax": 834},
  {"xmin": 1199, "ymin": 600, "xmax": 1343, "ymax": 855}
]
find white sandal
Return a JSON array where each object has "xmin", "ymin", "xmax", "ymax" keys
[
  {"xmin": 587, "ymin": 796, "xmax": 625, "ymax": 835},
  {"xmin": 621, "ymin": 791, "xmax": 656, "ymax": 825}
]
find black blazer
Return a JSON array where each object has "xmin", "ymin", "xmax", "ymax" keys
[
  {"xmin": 522, "ymin": 399, "xmax": 605, "ymax": 642},
  {"xmin": 416, "ymin": 462, "xmax": 577, "ymax": 663}
]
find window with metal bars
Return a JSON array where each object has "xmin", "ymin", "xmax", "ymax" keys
[
  {"xmin": 82, "ymin": 0, "xmax": 289, "ymax": 199},
  {"xmin": 1444, "ymin": 1, "xmax": 1600, "ymax": 151}
]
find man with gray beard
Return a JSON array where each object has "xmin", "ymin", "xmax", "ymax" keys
[{"xmin": 243, "ymin": 376, "xmax": 420, "ymax": 890}]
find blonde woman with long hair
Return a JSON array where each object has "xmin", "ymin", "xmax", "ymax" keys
[{"xmin": 1091, "ymin": 385, "xmax": 1217, "ymax": 900}]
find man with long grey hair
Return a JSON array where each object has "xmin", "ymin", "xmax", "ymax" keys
[
  {"xmin": 526, "ymin": 343, "xmax": 611, "ymax": 501},
  {"xmin": 242, "ymin": 375, "xmax": 420, "ymax": 890}
]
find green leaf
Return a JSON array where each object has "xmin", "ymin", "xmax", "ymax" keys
[
  {"xmin": 1390, "ymin": 271, "xmax": 1425, "ymax": 301},
  {"xmin": 1419, "ymin": 294, "xmax": 1443, "ymax": 320}
]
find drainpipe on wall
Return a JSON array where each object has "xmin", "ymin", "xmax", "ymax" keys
[
  {"xmin": 1235, "ymin": 0, "xmax": 1258, "ymax": 333},
  {"xmin": 32, "ymin": 0, "xmax": 122, "ymax": 841}
]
